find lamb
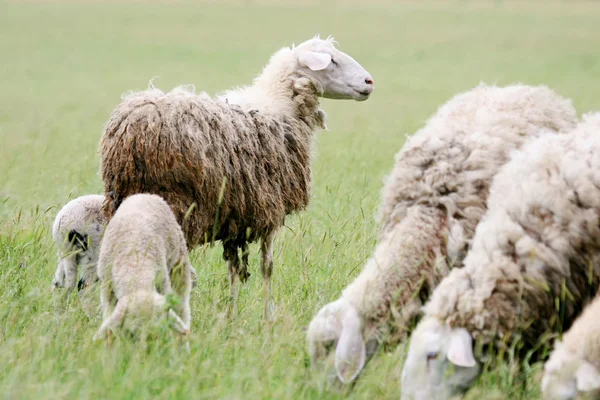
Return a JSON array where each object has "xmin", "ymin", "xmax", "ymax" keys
[
  {"xmin": 51, "ymin": 194, "xmax": 106, "ymax": 293},
  {"xmin": 92, "ymin": 193, "xmax": 192, "ymax": 340},
  {"xmin": 401, "ymin": 113, "xmax": 600, "ymax": 400},
  {"xmin": 542, "ymin": 293, "xmax": 600, "ymax": 400},
  {"xmin": 306, "ymin": 83, "xmax": 578, "ymax": 385},
  {"xmin": 99, "ymin": 35, "xmax": 374, "ymax": 316}
]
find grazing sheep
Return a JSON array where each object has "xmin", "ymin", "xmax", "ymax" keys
[
  {"xmin": 401, "ymin": 113, "xmax": 600, "ymax": 400},
  {"xmin": 542, "ymin": 293, "xmax": 600, "ymax": 400},
  {"xmin": 52, "ymin": 194, "xmax": 106, "ymax": 293},
  {"xmin": 93, "ymin": 193, "xmax": 192, "ymax": 340},
  {"xmin": 99, "ymin": 35, "xmax": 374, "ymax": 316},
  {"xmin": 307, "ymin": 83, "xmax": 578, "ymax": 385}
]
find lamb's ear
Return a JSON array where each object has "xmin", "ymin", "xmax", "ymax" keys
[
  {"xmin": 298, "ymin": 51, "xmax": 332, "ymax": 71},
  {"xmin": 575, "ymin": 361, "xmax": 600, "ymax": 392},
  {"xmin": 447, "ymin": 328, "xmax": 476, "ymax": 367},
  {"xmin": 334, "ymin": 312, "xmax": 366, "ymax": 383}
]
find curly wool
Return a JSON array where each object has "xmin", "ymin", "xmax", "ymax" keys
[
  {"xmin": 342, "ymin": 83, "xmax": 578, "ymax": 342},
  {"xmin": 424, "ymin": 113, "xmax": 600, "ymax": 350},
  {"xmin": 100, "ymin": 56, "xmax": 325, "ymax": 252}
]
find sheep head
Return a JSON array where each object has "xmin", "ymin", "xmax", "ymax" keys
[
  {"xmin": 401, "ymin": 317, "xmax": 480, "ymax": 400},
  {"xmin": 542, "ymin": 341, "xmax": 600, "ymax": 400},
  {"xmin": 307, "ymin": 298, "xmax": 370, "ymax": 386},
  {"xmin": 294, "ymin": 36, "xmax": 374, "ymax": 101}
]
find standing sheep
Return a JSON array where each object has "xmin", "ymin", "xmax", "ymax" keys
[
  {"xmin": 542, "ymin": 292, "xmax": 600, "ymax": 400},
  {"xmin": 52, "ymin": 194, "xmax": 106, "ymax": 293},
  {"xmin": 99, "ymin": 35, "xmax": 374, "ymax": 316},
  {"xmin": 307, "ymin": 84, "xmax": 578, "ymax": 385},
  {"xmin": 401, "ymin": 113, "xmax": 600, "ymax": 400},
  {"xmin": 93, "ymin": 193, "xmax": 192, "ymax": 340}
]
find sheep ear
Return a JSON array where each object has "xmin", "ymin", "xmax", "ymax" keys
[
  {"xmin": 298, "ymin": 51, "xmax": 331, "ymax": 71},
  {"xmin": 447, "ymin": 328, "xmax": 476, "ymax": 367},
  {"xmin": 576, "ymin": 361, "xmax": 600, "ymax": 392},
  {"xmin": 334, "ymin": 316, "xmax": 366, "ymax": 383}
]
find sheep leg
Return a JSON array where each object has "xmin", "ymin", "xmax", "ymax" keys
[
  {"xmin": 261, "ymin": 232, "xmax": 276, "ymax": 320},
  {"xmin": 51, "ymin": 256, "xmax": 67, "ymax": 292},
  {"xmin": 100, "ymin": 280, "xmax": 117, "ymax": 321},
  {"xmin": 169, "ymin": 258, "xmax": 192, "ymax": 328},
  {"xmin": 240, "ymin": 243, "xmax": 250, "ymax": 283},
  {"xmin": 62, "ymin": 253, "xmax": 79, "ymax": 294},
  {"xmin": 224, "ymin": 245, "xmax": 242, "ymax": 317}
]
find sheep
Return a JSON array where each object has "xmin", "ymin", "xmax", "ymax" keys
[
  {"xmin": 51, "ymin": 194, "xmax": 106, "ymax": 293},
  {"xmin": 99, "ymin": 35, "xmax": 374, "ymax": 316},
  {"xmin": 401, "ymin": 113, "xmax": 600, "ymax": 400},
  {"xmin": 93, "ymin": 193, "xmax": 192, "ymax": 340},
  {"xmin": 542, "ymin": 293, "xmax": 600, "ymax": 400},
  {"xmin": 306, "ymin": 83, "xmax": 578, "ymax": 386}
]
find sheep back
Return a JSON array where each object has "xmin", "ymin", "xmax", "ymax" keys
[
  {"xmin": 424, "ymin": 113, "xmax": 600, "ymax": 350},
  {"xmin": 377, "ymin": 84, "xmax": 578, "ymax": 263}
]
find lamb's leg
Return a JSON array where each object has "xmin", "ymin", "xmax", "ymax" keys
[
  {"xmin": 99, "ymin": 280, "xmax": 117, "ymax": 321},
  {"xmin": 62, "ymin": 253, "xmax": 79, "ymax": 294},
  {"xmin": 51, "ymin": 256, "xmax": 67, "ymax": 293},
  {"xmin": 261, "ymin": 232, "xmax": 276, "ymax": 320},
  {"xmin": 224, "ymin": 245, "xmax": 242, "ymax": 317},
  {"xmin": 169, "ymin": 258, "xmax": 192, "ymax": 328}
]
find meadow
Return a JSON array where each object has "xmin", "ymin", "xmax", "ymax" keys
[{"xmin": 2, "ymin": 0, "xmax": 600, "ymax": 398}]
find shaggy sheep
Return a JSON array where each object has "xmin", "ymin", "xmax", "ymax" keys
[
  {"xmin": 401, "ymin": 113, "xmax": 600, "ymax": 400},
  {"xmin": 93, "ymin": 193, "xmax": 192, "ymax": 340},
  {"xmin": 52, "ymin": 194, "xmax": 106, "ymax": 293},
  {"xmin": 307, "ymin": 83, "xmax": 578, "ymax": 385},
  {"xmin": 99, "ymin": 35, "xmax": 374, "ymax": 316},
  {"xmin": 542, "ymin": 292, "xmax": 600, "ymax": 400}
]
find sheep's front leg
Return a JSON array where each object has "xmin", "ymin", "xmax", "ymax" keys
[
  {"xmin": 51, "ymin": 256, "xmax": 66, "ymax": 293},
  {"xmin": 261, "ymin": 232, "xmax": 276, "ymax": 321},
  {"xmin": 224, "ymin": 246, "xmax": 242, "ymax": 317},
  {"xmin": 54, "ymin": 252, "xmax": 78, "ymax": 294}
]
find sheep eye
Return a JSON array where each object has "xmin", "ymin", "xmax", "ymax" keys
[
  {"xmin": 426, "ymin": 352, "xmax": 439, "ymax": 361},
  {"xmin": 331, "ymin": 58, "xmax": 338, "ymax": 66}
]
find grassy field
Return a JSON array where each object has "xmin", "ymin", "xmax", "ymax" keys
[{"xmin": 2, "ymin": 0, "xmax": 600, "ymax": 399}]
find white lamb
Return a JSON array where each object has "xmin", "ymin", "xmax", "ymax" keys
[
  {"xmin": 52, "ymin": 194, "xmax": 106, "ymax": 293},
  {"xmin": 93, "ymin": 193, "xmax": 192, "ymax": 340},
  {"xmin": 542, "ymin": 298, "xmax": 600, "ymax": 399},
  {"xmin": 307, "ymin": 83, "xmax": 578, "ymax": 385},
  {"xmin": 401, "ymin": 113, "xmax": 600, "ymax": 400}
]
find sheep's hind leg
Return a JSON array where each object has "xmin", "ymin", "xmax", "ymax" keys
[
  {"xmin": 261, "ymin": 232, "xmax": 276, "ymax": 321},
  {"xmin": 240, "ymin": 243, "xmax": 250, "ymax": 283},
  {"xmin": 224, "ymin": 245, "xmax": 242, "ymax": 317}
]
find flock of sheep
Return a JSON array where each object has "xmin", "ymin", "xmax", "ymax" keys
[{"xmin": 48, "ymin": 35, "xmax": 600, "ymax": 399}]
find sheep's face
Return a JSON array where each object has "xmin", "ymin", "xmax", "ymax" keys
[
  {"xmin": 401, "ymin": 317, "xmax": 481, "ymax": 400},
  {"xmin": 307, "ymin": 298, "xmax": 369, "ymax": 387},
  {"xmin": 542, "ymin": 343, "xmax": 600, "ymax": 400},
  {"xmin": 295, "ymin": 36, "xmax": 374, "ymax": 101}
]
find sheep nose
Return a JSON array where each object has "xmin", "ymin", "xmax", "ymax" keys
[{"xmin": 365, "ymin": 77, "xmax": 374, "ymax": 85}]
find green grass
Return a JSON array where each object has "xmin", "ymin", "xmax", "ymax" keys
[{"xmin": 2, "ymin": 0, "xmax": 600, "ymax": 398}]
